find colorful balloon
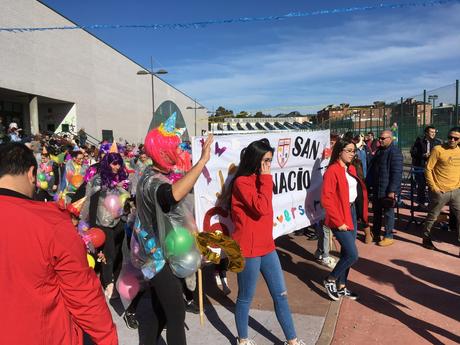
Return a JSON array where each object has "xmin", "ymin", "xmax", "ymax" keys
[
  {"xmin": 119, "ymin": 192, "xmax": 130, "ymax": 207},
  {"xmin": 38, "ymin": 172, "xmax": 46, "ymax": 182},
  {"xmin": 86, "ymin": 227, "xmax": 106, "ymax": 248},
  {"xmin": 40, "ymin": 181, "xmax": 49, "ymax": 190},
  {"xmin": 117, "ymin": 270, "xmax": 140, "ymax": 300},
  {"xmin": 71, "ymin": 175, "xmax": 84, "ymax": 187},
  {"xmin": 77, "ymin": 221, "xmax": 90, "ymax": 232},
  {"xmin": 165, "ymin": 227, "xmax": 194, "ymax": 257},
  {"xmin": 45, "ymin": 165, "xmax": 53, "ymax": 173},
  {"xmin": 169, "ymin": 248, "xmax": 201, "ymax": 278},
  {"xmin": 104, "ymin": 194, "xmax": 122, "ymax": 217},
  {"xmin": 87, "ymin": 254, "xmax": 95, "ymax": 268}
]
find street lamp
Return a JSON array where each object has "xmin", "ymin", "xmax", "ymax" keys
[
  {"xmin": 137, "ymin": 57, "xmax": 168, "ymax": 129},
  {"xmin": 186, "ymin": 99, "xmax": 205, "ymax": 136},
  {"xmin": 428, "ymin": 94, "xmax": 438, "ymax": 109},
  {"xmin": 428, "ymin": 95, "xmax": 438, "ymax": 122}
]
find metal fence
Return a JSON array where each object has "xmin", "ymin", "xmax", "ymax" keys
[{"xmin": 320, "ymin": 80, "xmax": 459, "ymax": 150}]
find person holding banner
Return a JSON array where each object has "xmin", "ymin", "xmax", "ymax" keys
[
  {"xmin": 321, "ymin": 138, "xmax": 368, "ymax": 301},
  {"xmin": 230, "ymin": 138, "xmax": 305, "ymax": 345}
]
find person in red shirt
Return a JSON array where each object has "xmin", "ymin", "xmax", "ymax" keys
[
  {"xmin": 230, "ymin": 138, "xmax": 304, "ymax": 345},
  {"xmin": 321, "ymin": 138, "xmax": 368, "ymax": 301},
  {"xmin": 0, "ymin": 142, "xmax": 118, "ymax": 345}
]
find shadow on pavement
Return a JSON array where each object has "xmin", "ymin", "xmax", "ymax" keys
[
  {"xmin": 347, "ymin": 284, "xmax": 460, "ymax": 345},
  {"xmin": 351, "ymin": 256, "xmax": 460, "ymax": 324}
]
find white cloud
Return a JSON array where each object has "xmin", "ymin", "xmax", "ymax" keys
[{"xmin": 168, "ymin": 3, "xmax": 460, "ymax": 113}]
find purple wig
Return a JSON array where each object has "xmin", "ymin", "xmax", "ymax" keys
[{"xmin": 100, "ymin": 152, "xmax": 128, "ymax": 188}]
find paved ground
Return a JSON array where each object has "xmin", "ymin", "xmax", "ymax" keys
[
  {"xmin": 331, "ymin": 206, "xmax": 460, "ymax": 345},
  {"xmin": 103, "ymin": 233, "xmax": 335, "ymax": 345}
]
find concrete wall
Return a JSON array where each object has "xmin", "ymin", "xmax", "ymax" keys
[{"xmin": 0, "ymin": 0, "xmax": 208, "ymax": 143}]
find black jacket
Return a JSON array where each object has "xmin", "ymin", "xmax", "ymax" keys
[{"xmin": 410, "ymin": 136, "xmax": 442, "ymax": 167}]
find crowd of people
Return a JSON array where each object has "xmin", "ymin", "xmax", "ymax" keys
[{"xmin": 0, "ymin": 113, "xmax": 459, "ymax": 344}]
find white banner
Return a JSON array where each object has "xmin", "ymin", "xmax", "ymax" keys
[{"xmin": 192, "ymin": 130, "xmax": 330, "ymax": 239}]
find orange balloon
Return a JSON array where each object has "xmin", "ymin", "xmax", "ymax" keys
[{"xmin": 71, "ymin": 174, "xmax": 84, "ymax": 187}]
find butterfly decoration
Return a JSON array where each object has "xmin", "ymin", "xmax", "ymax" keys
[{"xmin": 215, "ymin": 142, "xmax": 227, "ymax": 156}]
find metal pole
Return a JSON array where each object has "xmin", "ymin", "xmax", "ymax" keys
[
  {"xmin": 194, "ymin": 98, "xmax": 197, "ymax": 136},
  {"xmin": 456, "ymin": 79, "xmax": 459, "ymax": 125},
  {"xmin": 150, "ymin": 56, "xmax": 156, "ymax": 127},
  {"xmin": 423, "ymin": 89, "xmax": 426, "ymax": 128}
]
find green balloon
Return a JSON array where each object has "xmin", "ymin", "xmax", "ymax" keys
[
  {"xmin": 165, "ymin": 227, "xmax": 194, "ymax": 257},
  {"xmin": 38, "ymin": 173, "xmax": 46, "ymax": 182}
]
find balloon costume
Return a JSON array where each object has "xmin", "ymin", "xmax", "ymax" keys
[{"xmin": 131, "ymin": 112, "xmax": 198, "ymax": 280}]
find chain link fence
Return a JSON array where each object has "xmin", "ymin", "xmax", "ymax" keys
[{"xmin": 318, "ymin": 80, "xmax": 459, "ymax": 150}]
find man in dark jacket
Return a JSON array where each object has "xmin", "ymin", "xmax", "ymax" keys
[
  {"xmin": 410, "ymin": 126, "xmax": 442, "ymax": 208},
  {"xmin": 366, "ymin": 130, "xmax": 403, "ymax": 247}
]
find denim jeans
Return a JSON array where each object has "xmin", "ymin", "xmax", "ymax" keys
[
  {"xmin": 315, "ymin": 222, "xmax": 332, "ymax": 258},
  {"xmin": 235, "ymin": 250, "xmax": 296, "ymax": 341},
  {"xmin": 372, "ymin": 198, "xmax": 395, "ymax": 239},
  {"xmin": 414, "ymin": 169, "xmax": 427, "ymax": 204},
  {"xmin": 330, "ymin": 204, "xmax": 358, "ymax": 287}
]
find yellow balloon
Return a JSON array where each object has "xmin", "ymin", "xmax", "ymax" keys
[
  {"xmin": 119, "ymin": 192, "xmax": 130, "ymax": 206},
  {"xmin": 40, "ymin": 181, "xmax": 49, "ymax": 190},
  {"xmin": 87, "ymin": 254, "xmax": 95, "ymax": 269}
]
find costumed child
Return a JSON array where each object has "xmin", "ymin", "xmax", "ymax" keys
[
  {"xmin": 80, "ymin": 143, "xmax": 131, "ymax": 298},
  {"xmin": 35, "ymin": 146, "xmax": 60, "ymax": 202},
  {"xmin": 59, "ymin": 150, "xmax": 88, "ymax": 206},
  {"xmin": 130, "ymin": 112, "xmax": 213, "ymax": 345}
]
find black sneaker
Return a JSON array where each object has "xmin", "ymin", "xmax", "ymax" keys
[
  {"xmin": 422, "ymin": 238, "xmax": 436, "ymax": 250},
  {"xmin": 323, "ymin": 279, "xmax": 339, "ymax": 301},
  {"xmin": 185, "ymin": 300, "xmax": 200, "ymax": 314},
  {"xmin": 123, "ymin": 311, "xmax": 139, "ymax": 330},
  {"xmin": 337, "ymin": 287, "xmax": 358, "ymax": 300}
]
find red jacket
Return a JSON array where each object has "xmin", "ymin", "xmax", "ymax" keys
[
  {"xmin": 231, "ymin": 174, "xmax": 275, "ymax": 257},
  {"xmin": 321, "ymin": 162, "xmax": 368, "ymax": 230},
  {"xmin": 0, "ymin": 189, "xmax": 118, "ymax": 345}
]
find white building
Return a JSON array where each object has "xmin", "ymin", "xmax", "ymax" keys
[{"xmin": 0, "ymin": 0, "xmax": 208, "ymax": 144}]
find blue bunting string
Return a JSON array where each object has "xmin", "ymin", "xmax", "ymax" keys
[{"xmin": 0, "ymin": 0, "xmax": 457, "ymax": 33}]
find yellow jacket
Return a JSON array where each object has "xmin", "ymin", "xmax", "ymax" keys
[{"xmin": 425, "ymin": 145, "xmax": 460, "ymax": 192}]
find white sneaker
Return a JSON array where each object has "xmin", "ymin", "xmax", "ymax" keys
[
  {"xmin": 319, "ymin": 256, "xmax": 337, "ymax": 269},
  {"xmin": 314, "ymin": 250, "xmax": 323, "ymax": 260},
  {"xmin": 104, "ymin": 283, "xmax": 114, "ymax": 299},
  {"xmin": 284, "ymin": 340, "xmax": 306, "ymax": 345},
  {"xmin": 237, "ymin": 338, "xmax": 257, "ymax": 345}
]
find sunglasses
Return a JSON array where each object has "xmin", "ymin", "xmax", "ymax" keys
[
  {"xmin": 379, "ymin": 137, "xmax": 390, "ymax": 141},
  {"xmin": 262, "ymin": 158, "xmax": 273, "ymax": 163},
  {"xmin": 343, "ymin": 149, "xmax": 356, "ymax": 154},
  {"xmin": 447, "ymin": 135, "xmax": 460, "ymax": 141}
]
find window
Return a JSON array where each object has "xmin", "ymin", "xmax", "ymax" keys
[{"xmin": 102, "ymin": 129, "xmax": 114, "ymax": 142}]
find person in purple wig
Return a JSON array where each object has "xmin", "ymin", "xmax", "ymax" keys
[{"xmin": 80, "ymin": 148, "xmax": 131, "ymax": 298}]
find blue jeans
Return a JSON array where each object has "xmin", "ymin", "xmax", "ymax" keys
[
  {"xmin": 315, "ymin": 222, "xmax": 332, "ymax": 258},
  {"xmin": 330, "ymin": 204, "xmax": 358, "ymax": 286},
  {"xmin": 235, "ymin": 250, "xmax": 296, "ymax": 341},
  {"xmin": 372, "ymin": 198, "xmax": 395, "ymax": 239}
]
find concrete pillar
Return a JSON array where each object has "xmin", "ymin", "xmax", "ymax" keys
[{"xmin": 29, "ymin": 96, "xmax": 39, "ymax": 135}]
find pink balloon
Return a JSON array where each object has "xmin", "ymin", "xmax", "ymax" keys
[
  {"xmin": 104, "ymin": 194, "xmax": 122, "ymax": 217},
  {"xmin": 117, "ymin": 271, "xmax": 140, "ymax": 300}
]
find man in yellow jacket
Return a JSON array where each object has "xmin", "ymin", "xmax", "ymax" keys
[{"xmin": 423, "ymin": 127, "xmax": 460, "ymax": 251}]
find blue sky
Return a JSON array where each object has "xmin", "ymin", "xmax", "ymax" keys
[{"xmin": 40, "ymin": 0, "xmax": 460, "ymax": 114}]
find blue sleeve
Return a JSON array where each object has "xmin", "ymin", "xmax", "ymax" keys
[{"xmin": 388, "ymin": 147, "xmax": 403, "ymax": 193}]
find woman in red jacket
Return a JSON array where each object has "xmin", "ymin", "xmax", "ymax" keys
[
  {"xmin": 230, "ymin": 138, "xmax": 304, "ymax": 345},
  {"xmin": 321, "ymin": 138, "xmax": 368, "ymax": 301}
]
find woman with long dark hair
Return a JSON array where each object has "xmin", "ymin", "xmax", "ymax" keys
[
  {"xmin": 230, "ymin": 138, "xmax": 304, "ymax": 345},
  {"xmin": 321, "ymin": 138, "xmax": 368, "ymax": 301},
  {"xmin": 81, "ymin": 151, "xmax": 130, "ymax": 298}
]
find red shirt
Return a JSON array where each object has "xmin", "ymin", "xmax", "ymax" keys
[
  {"xmin": 0, "ymin": 190, "xmax": 118, "ymax": 345},
  {"xmin": 231, "ymin": 174, "xmax": 275, "ymax": 258},
  {"xmin": 321, "ymin": 163, "xmax": 368, "ymax": 230}
]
